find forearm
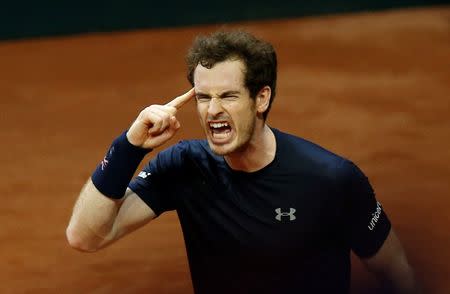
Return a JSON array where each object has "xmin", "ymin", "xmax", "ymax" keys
[
  {"xmin": 66, "ymin": 131, "xmax": 149, "ymax": 251},
  {"xmin": 376, "ymin": 266, "xmax": 421, "ymax": 294},
  {"xmin": 363, "ymin": 229, "xmax": 422, "ymax": 294},
  {"xmin": 66, "ymin": 179, "xmax": 123, "ymax": 252},
  {"xmin": 66, "ymin": 90, "xmax": 192, "ymax": 251}
]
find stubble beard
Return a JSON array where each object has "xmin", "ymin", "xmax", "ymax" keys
[{"xmin": 207, "ymin": 117, "xmax": 256, "ymax": 157}]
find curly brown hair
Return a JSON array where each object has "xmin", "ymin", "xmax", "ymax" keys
[{"xmin": 186, "ymin": 30, "xmax": 277, "ymax": 120}]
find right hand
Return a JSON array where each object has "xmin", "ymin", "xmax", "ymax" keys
[{"xmin": 127, "ymin": 88, "xmax": 195, "ymax": 149}]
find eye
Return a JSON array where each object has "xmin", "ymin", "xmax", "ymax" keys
[
  {"xmin": 196, "ymin": 95, "xmax": 211, "ymax": 103},
  {"xmin": 222, "ymin": 95, "xmax": 238, "ymax": 101}
]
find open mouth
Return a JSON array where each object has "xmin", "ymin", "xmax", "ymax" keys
[{"xmin": 209, "ymin": 121, "xmax": 232, "ymax": 141}]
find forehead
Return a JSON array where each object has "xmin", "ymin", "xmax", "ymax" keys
[{"xmin": 193, "ymin": 59, "xmax": 246, "ymax": 93}]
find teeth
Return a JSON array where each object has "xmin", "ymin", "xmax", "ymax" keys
[{"xmin": 209, "ymin": 122, "xmax": 229, "ymax": 128}]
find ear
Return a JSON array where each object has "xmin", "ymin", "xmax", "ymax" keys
[{"xmin": 256, "ymin": 86, "xmax": 271, "ymax": 114}]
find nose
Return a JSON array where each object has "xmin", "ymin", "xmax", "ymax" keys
[{"xmin": 207, "ymin": 97, "xmax": 223, "ymax": 117}]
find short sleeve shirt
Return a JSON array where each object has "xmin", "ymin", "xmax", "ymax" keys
[{"xmin": 129, "ymin": 128, "xmax": 391, "ymax": 294}]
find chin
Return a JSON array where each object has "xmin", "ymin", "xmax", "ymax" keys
[
  {"xmin": 206, "ymin": 139, "xmax": 237, "ymax": 156},
  {"xmin": 208, "ymin": 143, "xmax": 232, "ymax": 156}
]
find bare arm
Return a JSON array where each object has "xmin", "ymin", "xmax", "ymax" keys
[
  {"xmin": 66, "ymin": 89, "xmax": 195, "ymax": 252},
  {"xmin": 362, "ymin": 229, "xmax": 422, "ymax": 294},
  {"xmin": 66, "ymin": 181, "xmax": 156, "ymax": 252}
]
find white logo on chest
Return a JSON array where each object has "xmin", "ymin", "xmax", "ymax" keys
[{"xmin": 275, "ymin": 208, "xmax": 296, "ymax": 221}]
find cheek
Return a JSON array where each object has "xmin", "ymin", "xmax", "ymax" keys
[
  {"xmin": 196, "ymin": 104, "xmax": 209, "ymax": 128},
  {"xmin": 235, "ymin": 104, "xmax": 255, "ymax": 125},
  {"xmin": 196, "ymin": 104, "xmax": 205, "ymax": 117}
]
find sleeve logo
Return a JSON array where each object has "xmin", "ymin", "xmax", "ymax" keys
[
  {"xmin": 367, "ymin": 201, "xmax": 383, "ymax": 231},
  {"xmin": 138, "ymin": 171, "xmax": 152, "ymax": 179}
]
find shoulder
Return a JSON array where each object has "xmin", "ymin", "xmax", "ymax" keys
[
  {"xmin": 155, "ymin": 139, "xmax": 207, "ymax": 159},
  {"xmin": 272, "ymin": 128, "xmax": 369, "ymax": 186},
  {"xmin": 273, "ymin": 128, "xmax": 347, "ymax": 174},
  {"xmin": 274, "ymin": 129, "xmax": 373, "ymax": 198},
  {"xmin": 153, "ymin": 138, "xmax": 217, "ymax": 168}
]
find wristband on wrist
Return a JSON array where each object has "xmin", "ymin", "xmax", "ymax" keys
[{"xmin": 91, "ymin": 131, "xmax": 151, "ymax": 199}]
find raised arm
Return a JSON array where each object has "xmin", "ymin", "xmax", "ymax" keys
[{"xmin": 66, "ymin": 88, "xmax": 195, "ymax": 252}]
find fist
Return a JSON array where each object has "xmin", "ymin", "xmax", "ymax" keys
[{"xmin": 127, "ymin": 88, "xmax": 195, "ymax": 149}]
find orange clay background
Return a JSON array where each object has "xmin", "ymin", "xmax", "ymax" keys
[{"xmin": 1, "ymin": 6, "xmax": 449, "ymax": 294}]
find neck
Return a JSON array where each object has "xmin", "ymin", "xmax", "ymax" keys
[{"xmin": 225, "ymin": 124, "xmax": 276, "ymax": 172}]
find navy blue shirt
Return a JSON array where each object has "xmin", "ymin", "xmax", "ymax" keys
[{"xmin": 129, "ymin": 128, "xmax": 391, "ymax": 294}]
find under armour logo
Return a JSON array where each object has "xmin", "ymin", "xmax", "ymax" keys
[{"xmin": 275, "ymin": 208, "xmax": 296, "ymax": 221}]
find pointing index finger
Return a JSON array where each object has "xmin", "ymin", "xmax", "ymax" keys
[{"xmin": 166, "ymin": 88, "xmax": 195, "ymax": 109}]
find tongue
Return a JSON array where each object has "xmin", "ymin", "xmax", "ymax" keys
[
  {"xmin": 212, "ymin": 127, "xmax": 231, "ymax": 139},
  {"xmin": 213, "ymin": 130, "xmax": 230, "ymax": 139}
]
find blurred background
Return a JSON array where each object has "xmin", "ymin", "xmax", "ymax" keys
[
  {"xmin": 1, "ymin": 1, "xmax": 449, "ymax": 293},
  {"xmin": 0, "ymin": 0, "xmax": 448, "ymax": 40}
]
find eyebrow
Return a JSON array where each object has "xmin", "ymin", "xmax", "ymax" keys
[{"xmin": 195, "ymin": 90, "xmax": 241, "ymax": 98}]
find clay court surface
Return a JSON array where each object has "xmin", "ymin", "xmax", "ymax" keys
[{"xmin": 1, "ymin": 6, "xmax": 449, "ymax": 293}]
